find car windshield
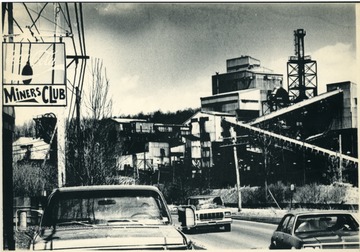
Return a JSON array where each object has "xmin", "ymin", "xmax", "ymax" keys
[
  {"xmin": 42, "ymin": 189, "xmax": 171, "ymax": 227},
  {"xmin": 294, "ymin": 214, "xmax": 359, "ymax": 234},
  {"xmin": 189, "ymin": 196, "xmax": 224, "ymax": 210}
]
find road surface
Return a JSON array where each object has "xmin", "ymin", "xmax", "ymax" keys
[{"xmin": 174, "ymin": 217, "xmax": 277, "ymax": 250}]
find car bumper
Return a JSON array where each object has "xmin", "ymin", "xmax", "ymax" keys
[{"xmin": 182, "ymin": 220, "xmax": 232, "ymax": 230}]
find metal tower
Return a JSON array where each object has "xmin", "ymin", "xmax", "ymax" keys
[{"xmin": 287, "ymin": 29, "xmax": 318, "ymax": 103}]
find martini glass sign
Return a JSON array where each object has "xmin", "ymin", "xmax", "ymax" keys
[{"xmin": 2, "ymin": 42, "xmax": 67, "ymax": 106}]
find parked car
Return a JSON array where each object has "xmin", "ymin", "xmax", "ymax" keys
[
  {"xmin": 178, "ymin": 195, "xmax": 232, "ymax": 232},
  {"xmin": 269, "ymin": 211, "xmax": 359, "ymax": 249},
  {"xmin": 32, "ymin": 185, "xmax": 193, "ymax": 250}
]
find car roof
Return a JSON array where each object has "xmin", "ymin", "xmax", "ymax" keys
[
  {"xmin": 286, "ymin": 210, "xmax": 356, "ymax": 217},
  {"xmin": 53, "ymin": 185, "xmax": 161, "ymax": 193}
]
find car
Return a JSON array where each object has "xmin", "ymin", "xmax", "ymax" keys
[
  {"xmin": 178, "ymin": 195, "xmax": 232, "ymax": 232},
  {"xmin": 32, "ymin": 185, "xmax": 193, "ymax": 250},
  {"xmin": 269, "ymin": 211, "xmax": 359, "ymax": 249}
]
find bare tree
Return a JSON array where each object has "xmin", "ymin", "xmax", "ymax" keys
[
  {"xmin": 248, "ymin": 128, "xmax": 281, "ymax": 201},
  {"xmin": 66, "ymin": 58, "xmax": 119, "ymax": 186},
  {"xmin": 86, "ymin": 58, "xmax": 112, "ymax": 120},
  {"xmin": 85, "ymin": 58, "xmax": 114, "ymax": 185}
]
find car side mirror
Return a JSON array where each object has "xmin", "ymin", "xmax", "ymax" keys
[
  {"xmin": 177, "ymin": 206, "xmax": 195, "ymax": 227},
  {"xmin": 15, "ymin": 209, "xmax": 43, "ymax": 232},
  {"xmin": 184, "ymin": 207, "xmax": 195, "ymax": 227}
]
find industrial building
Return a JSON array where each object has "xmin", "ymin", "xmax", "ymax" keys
[
  {"xmin": 109, "ymin": 29, "xmax": 357, "ymax": 188},
  {"xmin": 202, "ymin": 55, "xmax": 283, "ymax": 120},
  {"xmin": 105, "ymin": 118, "xmax": 189, "ymax": 183},
  {"xmin": 180, "ymin": 29, "xmax": 357, "ymax": 187}
]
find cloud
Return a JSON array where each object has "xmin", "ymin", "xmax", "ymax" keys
[
  {"xmin": 95, "ymin": 3, "xmax": 139, "ymax": 16},
  {"xmin": 265, "ymin": 43, "xmax": 356, "ymax": 95},
  {"xmin": 112, "ymin": 74, "xmax": 209, "ymax": 116},
  {"xmin": 117, "ymin": 75, "xmax": 140, "ymax": 92},
  {"xmin": 312, "ymin": 43, "xmax": 356, "ymax": 93}
]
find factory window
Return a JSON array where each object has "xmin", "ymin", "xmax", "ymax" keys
[
  {"xmin": 355, "ymin": 98, "xmax": 357, "ymax": 105},
  {"xmin": 160, "ymin": 148, "xmax": 165, "ymax": 157},
  {"xmin": 158, "ymin": 126, "xmax": 172, "ymax": 132}
]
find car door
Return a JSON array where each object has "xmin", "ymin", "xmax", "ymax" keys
[{"xmin": 273, "ymin": 215, "xmax": 291, "ymax": 249}]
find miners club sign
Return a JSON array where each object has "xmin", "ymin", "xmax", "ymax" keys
[
  {"xmin": 2, "ymin": 42, "xmax": 67, "ymax": 106},
  {"xmin": 3, "ymin": 85, "xmax": 66, "ymax": 106}
]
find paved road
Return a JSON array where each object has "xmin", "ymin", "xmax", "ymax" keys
[{"xmin": 174, "ymin": 217, "xmax": 277, "ymax": 250}]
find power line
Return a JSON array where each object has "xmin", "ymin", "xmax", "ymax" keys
[
  {"xmin": 26, "ymin": 4, "xmax": 67, "ymax": 34},
  {"xmin": 29, "ymin": 3, "xmax": 48, "ymax": 29},
  {"xmin": 74, "ymin": 3, "xmax": 84, "ymax": 56},
  {"xmin": 79, "ymin": 3, "xmax": 86, "ymax": 57},
  {"xmin": 22, "ymin": 3, "xmax": 44, "ymax": 42},
  {"xmin": 65, "ymin": 3, "xmax": 78, "ymax": 56}
]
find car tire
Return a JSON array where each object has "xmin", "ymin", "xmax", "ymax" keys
[{"xmin": 269, "ymin": 242, "xmax": 276, "ymax": 250}]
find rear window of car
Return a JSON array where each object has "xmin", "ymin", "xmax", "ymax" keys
[
  {"xmin": 294, "ymin": 214, "xmax": 359, "ymax": 233},
  {"xmin": 188, "ymin": 196, "xmax": 224, "ymax": 210},
  {"xmin": 42, "ymin": 189, "xmax": 170, "ymax": 227}
]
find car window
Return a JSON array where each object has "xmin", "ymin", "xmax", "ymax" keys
[
  {"xmin": 278, "ymin": 215, "xmax": 291, "ymax": 232},
  {"xmin": 285, "ymin": 216, "xmax": 295, "ymax": 234},
  {"xmin": 43, "ymin": 190, "xmax": 170, "ymax": 227},
  {"xmin": 294, "ymin": 214, "xmax": 359, "ymax": 233},
  {"xmin": 189, "ymin": 197, "xmax": 224, "ymax": 210}
]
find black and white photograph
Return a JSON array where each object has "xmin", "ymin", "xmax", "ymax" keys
[{"xmin": 1, "ymin": 2, "xmax": 359, "ymax": 250}]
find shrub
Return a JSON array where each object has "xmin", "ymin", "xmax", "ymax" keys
[
  {"xmin": 268, "ymin": 181, "xmax": 288, "ymax": 203},
  {"xmin": 293, "ymin": 183, "xmax": 347, "ymax": 204},
  {"xmin": 208, "ymin": 182, "xmax": 353, "ymax": 207},
  {"xmin": 293, "ymin": 183, "xmax": 322, "ymax": 203}
]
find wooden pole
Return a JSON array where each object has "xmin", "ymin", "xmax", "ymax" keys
[{"xmin": 233, "ymin": 145, "xmax": 242, "ymax": 212}]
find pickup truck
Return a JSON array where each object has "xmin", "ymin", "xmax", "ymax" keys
[
  {"xmin": 31, "ymin": 185, "xmax": 193, "ymax": 250},
  {"xmin": 178, "ymin": 195, "xmax": 232, "ymax": 232}
]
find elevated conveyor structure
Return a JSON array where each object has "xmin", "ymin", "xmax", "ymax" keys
[
  {"xmin": 247, "ymin": 89, "xmax": 343, "ymax": 126},
  {"xmin": 225, "ymin": 116, "xmax": 358, "ymax": 165}
]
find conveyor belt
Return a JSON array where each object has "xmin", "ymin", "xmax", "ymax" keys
[
  {"xmin": 248, "ymin": 89, "xmax": 343, "ymax": 126},
  {"xmin": 225, "ymin": 117, "xmax": 358, "ymax": 164}
]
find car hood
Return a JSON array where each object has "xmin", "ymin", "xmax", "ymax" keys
[
  {"xmin": 33, "ymin": 225, "xmax": 190, "ymax": 250},
  {"xmin": 299, "ymin": 232, "xmax": 359, "ymax": 246}
]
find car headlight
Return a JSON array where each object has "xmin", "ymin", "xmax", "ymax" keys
[{"xmin": 224, "ymin": 211, "xmax": 231, "ymax": 217}]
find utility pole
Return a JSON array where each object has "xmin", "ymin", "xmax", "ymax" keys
[
  {"xmin": 52, "ymin": 2, "xmax": 66, "ymax": 187},
  {"xmin": 230, "ymin": 126, "xmax": 242, "ymax": 212},
  {"xmin": 2, "ymin": 2, "xmax": 16, "ymax": 249},
  {"xmin": 233, "ymin": 145, "xmax": 242, "ymax": 212},
  {"xmin": 75, "ymin": 86, "xmax": 84, "ymax": 184},
  {"xmin": 339, "ymin": 134, "xmax": 343, "ymax": 182}
]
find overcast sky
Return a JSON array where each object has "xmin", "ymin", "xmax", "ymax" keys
[{"xmin": 13, "ymin": 2, "xmax": 357, "ymax": 125}]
